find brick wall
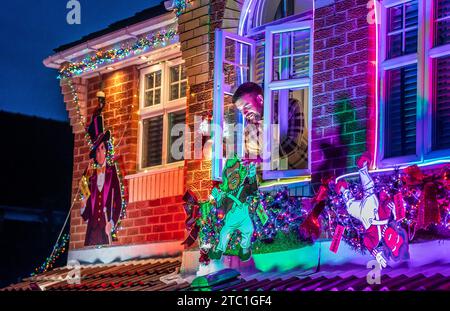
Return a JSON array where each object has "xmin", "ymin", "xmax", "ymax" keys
[
  {"xmin": 311, "ymin": 0, "xmax": 375, "ymax": 186},
  {"xmin": 179, "ymin": 0, "xmax": 375, "ymax": 191},
  {"xmin": 179, "ymin": 0, "xmax": 214, "ymax": 201},
  {"xmin": 61, "ymin": 65, "xmax": 186, "ymax": 249}
]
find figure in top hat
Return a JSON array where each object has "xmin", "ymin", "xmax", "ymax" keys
[{"xmin": 79, "ymin": 91, "xmax": 123, "ymax": 246}]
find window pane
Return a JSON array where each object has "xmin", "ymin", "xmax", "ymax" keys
[
  {"xmin": 170, "ymin": 84, "xmax": 179, "ymax": 101},
  {"xmin": 155, "ymin": 70, "xmax": 162, "ymax": 87},
  {"xmin": 225, "ymin": 38, "xmax": 250, "ymax": 64},
  {"xmin": 257, "ymin": 0, "xmax": 314, "ymax": 27},
  {"xmin": 170, "ymin": 66, "xmax": 180, "ymax": 83},
  {"xmin": 292, "ymin": 29, "xmax": 310, "ymax": 55},
  {"xmin": 145, "ymin": 90, "xmax": 153, "ymax": 107},
  {"xmin": 433, "ymin": 56, "xmax": 450, "ymax": 150},
  {"xmin": 270, "ymin": 88, "xmax": 308, "ymax": 171},
  {"xmin": 385, "ymin": 64, "xmax": 417, "ymax": 158},
  {"xmin": 154, "ymin": 88, "xmax": 161, "ymax": 105},
  {"xmin": 435, "ymin": 0, "xmax": 450, "ymax": 46},
  {"xmin": 142, "ymin": 116, "xmax": 163, "ymax": 167},
  {"xmin": 181, "ymin": 64, "xmax": 187, "ymax": 80},
  {"xmin": 387, "ymin": 5, "xmax": 403, "ymax": 32},
  {"xmin": 167, "ymin": 111, "xmax": 186, "ymax": 163},
  {"xmin": 145, "ymin": 73, "xmax": 154, "ymax": 90},
  {"xmin": 180, "ymin": 81, "xmax": 187, "ymax": 98},
  {"xmin": 273, "ymin": 32, "xmax": 291, "ymax": 57},
  {"xmin": 404, "ymin": 29, "xmax": 418, "ymax": 54},
  {"xmin": 405, "ymin": 1, "xmax": 418, "ymax": 28},
  {"xmin": 223, "ymin": 38, "xmax": 251, "ymax": 92},
  {"xmin": 387, "ymin": 33, "xmax": 403, "ymax": 59},
  {"xmin": 224, "ymin": 93, "xmax": 245, "ymax": 160},
  {"xmin": 386, "ymin": 1, "xmax": 418, "ymax": 59},
  {"xmin": 272, "ymin": 29, "xmax": 310, "ymax": 81},
  {"xmin": 292, "ymin": 55, "xmax": 309, "ymax": 79}
]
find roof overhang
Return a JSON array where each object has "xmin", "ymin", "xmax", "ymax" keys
[{"xmin": 43, "ymin": 11, "xmax": 178, "ymax": 77}]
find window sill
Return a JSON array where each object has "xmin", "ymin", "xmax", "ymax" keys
[
  {"xmin": 126, "ymin": 161, "xmax": 184, "ymax": 180},
  {"xmin": 259, "ymin": 175, "xmax": 311, "ymax": 192}
]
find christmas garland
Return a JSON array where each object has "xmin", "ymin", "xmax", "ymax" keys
[
  {"xmin": 58, "ymin": 28, "xmax": 178, "ymax": 79},
  {"xmin": 324, "ymin": 165, "xmax": 450, "ymax": 253}
]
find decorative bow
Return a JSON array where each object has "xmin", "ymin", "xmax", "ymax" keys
[
  {"xmin": 299, "ymin": 176, "xmax": 332, "ymax": 241},
  {"xmin": 402, "ymin": 164, "xmax": 449, "ymax": 230},
  {"xmin": 181, "ymin": 190, "xmax": 211, "ymax": 247}
]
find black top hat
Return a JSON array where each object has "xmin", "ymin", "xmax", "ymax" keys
[{"xmin": 88, "ymin": 113, "xmax": 110, "ymax": 159}]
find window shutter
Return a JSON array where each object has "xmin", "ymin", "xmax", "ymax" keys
[
  {"xmin": 167, "ymin": 111, "xmax": 186, "ymax": 163},
  {"xmin": 143, "ymin": 115, "xmax": 163, "ymax": 167},
  {"xmin": 433, "ymin": 56, "xmax": 450, "ymax": 150},
  {"xmin": 385, "ymin": 64, "xmax": 417, "ymax": 158}
]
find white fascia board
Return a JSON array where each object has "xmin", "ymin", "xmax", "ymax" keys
[{"xmin": 43, "ymin": 11, "xmax": 176, "ymax": 70}]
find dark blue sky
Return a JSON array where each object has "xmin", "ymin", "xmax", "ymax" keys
[{"xmin": 0, "ymin": 0, "xmax": 161, "ymax": 121}]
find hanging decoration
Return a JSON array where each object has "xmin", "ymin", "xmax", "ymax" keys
[
  {"xmin": 58, "ymin": 28, "xmax": 178, "ymax": 79},
  {"xmin": 79, "ymin": 94, "xmax": 126, "ymax": 247},
  {"xmin": 31, "ymin": 234, "xmax": 70, "ymax": 276}
]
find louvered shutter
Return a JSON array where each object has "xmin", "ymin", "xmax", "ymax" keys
[
  {"xmin": 167, "ymin": 111, "xmax": 186, "ymax": 163},
  {"xmin": 433, "ymin": 56, "xmax": 450, "ymax": 150},
  {"xmin": 385, "ymin": 64, "xmax": 417, "ymax": 158},
  {"xmin": 143, "ymin": 115, "xmax": 163, "ymax": 167}
]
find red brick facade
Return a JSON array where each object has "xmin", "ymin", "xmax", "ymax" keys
[
  {"xmin": 311, "ymin": 0, "xmax": 377, "ymax": 184},
  {"xmin": 61, "ymin": 66, "xmax": 185, "ymax": 250},
  {"xmin": 59, "ymin": 0, "xmax": 379, "ymax": 251}
]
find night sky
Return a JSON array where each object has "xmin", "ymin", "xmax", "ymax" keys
[{"xmin": 0, "ymin": 0, "xmax": 162, "ymax": 121}]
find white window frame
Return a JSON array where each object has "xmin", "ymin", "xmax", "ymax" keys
[
  {"xmin": 378, "ymin": 0, "xmax": 450, "ymax": 168},
  {"xmin": 138, "ymin": 58, "xmax": 186, "ymax": 171},
  {"xmin": 212, "ymin": 29, "xmax": 256, "ymax": 180},
  {"xmin": 424, "ymin": 0, "xmax": 450, "ymax": 160},
  {"xmin": 262, "ymin": 21, "xmax": 313, "ymax": 179},
  {"xmin": 168, "ymin": 63, "xmax": 188, "ymax": 102}
]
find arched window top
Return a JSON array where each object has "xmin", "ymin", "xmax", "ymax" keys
[
  {"xmin": 240, "ymin": 0, "xmax": 314, "ymax": 35},
  {"xmin": 252, "ymin": 0, "xmax": 313, "ymax": 28}
]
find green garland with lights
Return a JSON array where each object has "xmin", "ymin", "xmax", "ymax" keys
[{"xmin": 58, "ymin": 28, "xmax": 178, "ymax": 79}]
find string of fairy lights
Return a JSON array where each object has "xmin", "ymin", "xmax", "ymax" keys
[
  {"xmin": 58, "ymin": 28, "xmax": 178, "ymax": 79},
  {"xmin": 31, "ymin": 3, "xmax": 190, "ymax": 275}
]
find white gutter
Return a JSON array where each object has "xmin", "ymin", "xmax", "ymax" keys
[{"xmin": 43, "ymin": 11, "xmax": 177, "ymax": 71}]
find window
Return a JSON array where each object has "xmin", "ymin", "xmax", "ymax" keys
[
  {"xmin": 386, "ymin": 0, "xmax": 419, "ymax": 58},
  {"xmin": 169, "ymin": 64, "xmax": 187, "ymax": 101},
  {"xmin": 434, "ymin": 0, "xmax": 450, "ymax": 46},
  {"xmin": 212, "ymin": 1, "xmax": 312, "ymax": 180},
  {"xmin": 379, "ymin": 0, "xmax": 450, "ymax": 166},
  {"xmin": 144, "ymin": 70, "xmax": 162, "ymax": 107},
  {"xmin": 139, "ymin": 60, "xmax": 186, "ymax": 169},
  {"xmin": 251, "ymin": 0, "xmax": 314, "ymax": 29},
  {"xmin": 263, "ymin": 22, "xmax": 312, "ymax": 179},
  {"xmin": 212, "ymin": 31, "xmax": 255, "ymax": 179}
]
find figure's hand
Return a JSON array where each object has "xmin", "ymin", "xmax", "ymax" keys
[
  {"xmin": 210, "ymin": 187, "xmax": 222, "ymax": 203},
  {"xmin": 375, "ymin": 251, "xmax": 387, "ymax": 269},
  {"xmin": 80, "ymin": 196, "xmax": 88, "ymax": 215},
  {"xmin": 105, "ymin": 221, "xmax": 113, "ymax": 236},
  {"xmin": 387, "ymin": 201, "xmax": 396, "ymax": 219}
]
